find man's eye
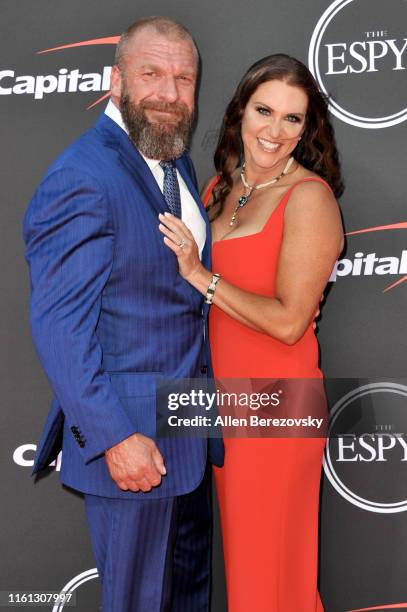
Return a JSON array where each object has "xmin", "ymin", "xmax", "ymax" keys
[
  {"xmin": 143, "ymin": 72, "xmax": 156, "ymax": 78},
  {"xmin": 256, "ymin": 106, "xmax": 270, "ymax": 115}
]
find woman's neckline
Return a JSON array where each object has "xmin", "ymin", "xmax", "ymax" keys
[{"xmin": 211, "ymin": 176, "xmax": 327, "ymax": 247}]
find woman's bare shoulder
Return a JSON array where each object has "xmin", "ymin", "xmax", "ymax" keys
[
  {"xmin": 283, "ymin": 169, "xmax": 343, "ymax": 251},
  {"xmin": 281, "ymin": 163, "xmax": 339, "ymax": 226},
  {"xmin": 285, "ymin": 165, "xmax": 336, "ymax": 204}
]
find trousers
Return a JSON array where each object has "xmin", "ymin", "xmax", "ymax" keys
[{"xmin": 84, "ymin": 465, "xmax": 212, "ymax": 612}]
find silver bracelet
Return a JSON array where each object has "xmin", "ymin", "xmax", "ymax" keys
[{"xmin": 205, "ymin": 273, "xmax": 221, "ymax": 305}]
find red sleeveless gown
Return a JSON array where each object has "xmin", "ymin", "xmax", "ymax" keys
[{"xmin": 203, "ymin": 177, "xmax": 327, "ymax": 612}]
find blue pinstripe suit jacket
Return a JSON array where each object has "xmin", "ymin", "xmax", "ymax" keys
[{"xmin": 23, "ymin": 112, "xmax": 223, "ymax": 499}]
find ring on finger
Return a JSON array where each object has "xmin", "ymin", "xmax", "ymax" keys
[{"xmin": 178, "ymin": 238, "xmax": 187, "ymax": 249}]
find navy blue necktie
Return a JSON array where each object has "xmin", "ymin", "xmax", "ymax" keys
[{"xmin": 159, "ymin": 160, "xmax": 182, "ymax": 218}]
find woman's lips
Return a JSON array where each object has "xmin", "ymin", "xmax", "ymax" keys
[{"xmin": 257, "ymin": 137, "xmax": 282, "ymax": 152}]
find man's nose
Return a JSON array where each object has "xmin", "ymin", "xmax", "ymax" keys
[{"xmin": 158, "ymin": 76, "xmax": 179, "ymax": 103}]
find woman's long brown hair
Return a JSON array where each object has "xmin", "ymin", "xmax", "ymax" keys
[{"xmin": 209, "ymin": 54, "xmax": 344, "ymax": 220}]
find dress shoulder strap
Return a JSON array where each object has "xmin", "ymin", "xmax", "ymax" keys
[
  {"xmin": 285, "ymin": 176, "xmax": 333, "ymax": 197},
  {"xmin": 201, "ymin": 175, "xmax": 221, "ymax": 207},
  {"xmin": 262, "ymin": 176, "xmax": 335, "ymax": 225},
  {"xmin": 266, "ymin": 176, "xmax": 335, "ymax": 224}
]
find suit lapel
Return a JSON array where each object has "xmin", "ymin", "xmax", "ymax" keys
[
  {"xmin": 95, "ymin": 113, "xmax": 167, "ymax": 216},
  {"xmin": 95, "ymin": 113, "xmax": 212, "ymax": 273},
  {"xmin": 118, "ymin": 136, "xmax": 168, "ymax": 216}
]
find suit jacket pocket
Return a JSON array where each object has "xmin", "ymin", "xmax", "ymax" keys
[{"xmin": 108, "ymin": 372, "xmax": 163, "ymax": 437}]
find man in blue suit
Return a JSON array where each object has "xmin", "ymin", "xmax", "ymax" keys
[{"xmin": 24, "ymin": 16, "xmax": 223, "ymax": 612}]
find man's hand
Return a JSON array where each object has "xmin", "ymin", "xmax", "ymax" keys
[{"xmin": 105, "ymin": 433, "xmax": 166, "ymax": 493}]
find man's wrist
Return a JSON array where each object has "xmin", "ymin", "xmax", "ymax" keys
[{"xmin": 105, "ymin": 431, "xmax": 139, "ymax": 455}]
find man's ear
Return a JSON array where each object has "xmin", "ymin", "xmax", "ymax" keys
[{"xmin": 110, "ymin": 65, "xmax": 122, "ymax": 102}]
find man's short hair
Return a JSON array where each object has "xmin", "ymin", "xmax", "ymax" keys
[{"xmin": 114, "ymin": 16, "xmax": 199, "ymax": 69}]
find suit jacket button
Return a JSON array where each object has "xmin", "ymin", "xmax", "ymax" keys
[{"xmin": 200, "ymin": 365, "xmax": 208, "ymax": 374}]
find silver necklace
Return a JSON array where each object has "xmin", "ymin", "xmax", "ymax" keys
[{"xmin": 230, "ymin": 156, "xmax": 295, "ymax": 227}]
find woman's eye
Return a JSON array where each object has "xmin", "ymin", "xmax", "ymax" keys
[
  {"xmin": 287, "ymin": 115, "xmax": 300, "ymax": 123},
  {"xmin": 256, "ymin": 106, "xmax": 270, "ymax": 115}
]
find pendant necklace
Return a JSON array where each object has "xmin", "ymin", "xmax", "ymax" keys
[{"xmin": 229, "ymin": 156, "xmax": 295, "ymax": 227}]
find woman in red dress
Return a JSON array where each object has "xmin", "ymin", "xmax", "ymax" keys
[{"xmin": 159, "ymin": 54, "xmax": 344, "ymax": 611}]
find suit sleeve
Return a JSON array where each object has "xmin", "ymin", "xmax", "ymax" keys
[{"xmin": 23, "ymin": 166, "xmax": 137, "ymax": 463}]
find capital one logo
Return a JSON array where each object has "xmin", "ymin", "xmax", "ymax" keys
[
  {"xmin": 309, "ymin": 0, "xmax": 407, "ymax": 128},
  {"xmin": 329, "ymin": 222, "xmax": 407, "ymax": 292},
  {"xmin": 324, "ymin": 382, "xmax": 407, "ymax": 513},
  {"xmin": 0, "ymin": 35, "xmax": 118, "ymax": 108},
  {"xmin": 13, "ymin": 444, "xmax": 61, "ymax": 470}
]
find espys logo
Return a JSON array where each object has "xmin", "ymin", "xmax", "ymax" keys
[
  {"xmin": 53, "ymin": 569, "xmax": 99, "ymax": 612},
  {"xmin": 0, "ymin": 35, "xmax": 118, "ymax": 108},
  {"xmin": 309, "ymin": 0, "xmax": 407, "ymax": 128},
  {"xmin": 50, "ymin": 569, "xmax": 407, "ymax": 612},
  {"xmin": 330, "ymin": 222, "xmax": 407, "ymax": 292},
  {"xmin": 324, "ymin": 382, "xmax": 407, "ymax": 513}
]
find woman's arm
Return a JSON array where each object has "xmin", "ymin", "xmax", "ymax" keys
[{"xmin": 159, "ymin": 181, "xmax": 343, "ymax": 345}]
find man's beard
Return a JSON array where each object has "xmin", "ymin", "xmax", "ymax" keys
[{"xmin": 120, "ymin": 88, "xmax": 193, "ymax": 160}]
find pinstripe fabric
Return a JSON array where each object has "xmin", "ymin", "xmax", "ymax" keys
[
  {"xmin": 84, "ymin": 465, "xmax": 212, "ymax": 612},
  {"xmin": 24, "ymin": 112, "xmax": 223, "ymax": 500}
]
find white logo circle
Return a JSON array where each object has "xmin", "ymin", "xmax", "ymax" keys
[
  {"xmin": 308, "ymin": 0, "xmax": 407, "ymax": 128},
  {"xmin": 323, "ymin": 382, "xmax": 407, "ymax": 513},
  {"xmin": 52, "ymin": 568, "xmax": 99, "ymax": 611}
]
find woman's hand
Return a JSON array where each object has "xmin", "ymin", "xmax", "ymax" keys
[{"xmin": 158, "ymin": 212, "xmax": 204, "ymax": 281}]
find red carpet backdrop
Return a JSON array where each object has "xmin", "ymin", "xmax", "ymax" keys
[{"xmin": 1, "ymin": 0, "xmax": 406, "ymax": 610}]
